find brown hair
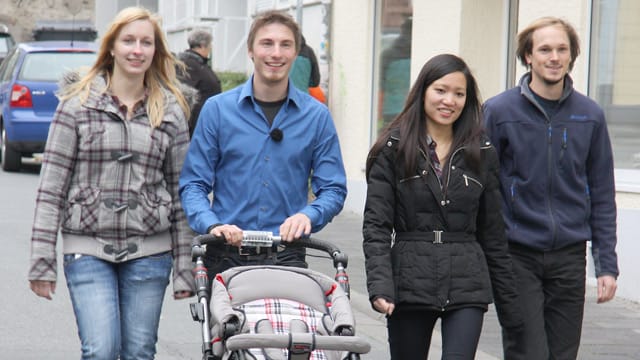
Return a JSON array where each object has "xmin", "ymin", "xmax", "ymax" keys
[
  {"xmin": 59, "ymin": 6, "xmax": 189, "ymax": 127},
  {"xmin": 516, "ymin": 16, "xmax": 581, "ymax": 71},
  {"xmin": 247, "ymin": 10, "xmax": 301, "ymax": 54}
]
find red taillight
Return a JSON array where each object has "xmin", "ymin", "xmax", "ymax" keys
[{"xmin": 10, "ymin": 84, "xmax": 33, "ymax": 108}]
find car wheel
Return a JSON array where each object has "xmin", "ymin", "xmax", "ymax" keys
[{"xmin": 1, "ymin": 126, "xmax": 21, "ymax": 172}]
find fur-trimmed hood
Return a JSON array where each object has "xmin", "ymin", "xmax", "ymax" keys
[{"xmin": 58, "ymin": 70, "xmax": 200, "ymax": 110}]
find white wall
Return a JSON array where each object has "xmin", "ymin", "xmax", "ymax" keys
[{"xmin": 329, "ymin": 0, "xmax": 374, "ymax": 214}]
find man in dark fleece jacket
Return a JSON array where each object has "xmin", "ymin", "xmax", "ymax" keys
[{"xmin": 483, "ymin": 16, "xmax": 619, "ymax": 360}]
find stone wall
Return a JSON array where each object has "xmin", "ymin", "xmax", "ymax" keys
[{"xmin": 0, "ymin": 0, "xmax": 94, "ymax": 42}]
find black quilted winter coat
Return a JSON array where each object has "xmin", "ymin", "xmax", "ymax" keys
[{"xmin": 363, "ymin": 134, "xmax": 523, "ymax": 330}]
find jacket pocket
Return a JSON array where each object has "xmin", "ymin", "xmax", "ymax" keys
[
  {"xmin": 64, "ymin": 187, "xmax": 102, "ymax": 232},
  {"xmin": 128, "ymin": 189, "xmax": 173, "ymax": 234},
  {"xmin": 391, "ymin": 242, "xmax": 437, "ymax": 303},
  {"xmin": 462, "ymin": 174, "xmax": 483, "ymax": 189},
  {"xmin": 450, "ymin": 243, "xmax": 492, "ymax": 303}
]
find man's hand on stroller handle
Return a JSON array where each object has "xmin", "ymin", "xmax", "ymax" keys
[
  {"xmin": 279, "ymin": 213, "xmax": 311, "ymax": 242},
  {"xmin": 209, "ymin": 224, "xmax": 244, "ymax": 247},
  {"xmin": 208, "ymin": 213, "xmax": 311, "ymax": 246}
]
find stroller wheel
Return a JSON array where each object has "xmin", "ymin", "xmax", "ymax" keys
[{"xmin": 223, "ymin": 322, "xmax": 238, "ymax": 338}]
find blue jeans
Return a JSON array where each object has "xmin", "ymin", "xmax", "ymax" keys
[{"xmin": 63, "ymin": 252, "xmax": 172, "ymax": 360}]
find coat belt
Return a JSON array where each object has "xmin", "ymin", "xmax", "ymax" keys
[{"xmin": 395, "ymin": 231, "xmax": 475, "ymax": 244}]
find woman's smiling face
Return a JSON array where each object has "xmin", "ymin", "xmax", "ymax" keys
[
  {"xmin": 111, "ymin": 19, "xmax": 155, "ymax": 78},
  {"xmin": 424, "ymin": 71, "xmax": 467, "ymax": 129}
]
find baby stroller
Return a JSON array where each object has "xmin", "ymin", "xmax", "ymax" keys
[{"xmin": 190, "ymin": 231, "xmax": 371, "ymax": 360}]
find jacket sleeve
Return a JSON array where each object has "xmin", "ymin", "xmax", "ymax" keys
[
  {"xmin": 165, "ymin": 105, "xmax": 196, "ymax": 294},
  {"xmin": 587, "ymin": 110, "xmax": 619, "ymax": 278},
  {"xmin": 362, "ymin": 145, "xmax": 396, "ymax": 304},
  {"xmin": 476, "ymin": 145, "xmax": 523, "ymax": 330},
  {"xmin": 300, "ymin": 109, "xmax": 347, "ymax": 232},
  {"xmin": 29, "ymin": 99, "xmax": 78, "ymax": 282}
]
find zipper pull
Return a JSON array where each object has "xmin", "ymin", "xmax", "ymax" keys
[{"xmin": 463, "ymin": 174, "xmax": 469, "ymax": 186}]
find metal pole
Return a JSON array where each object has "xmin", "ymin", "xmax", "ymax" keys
[{"xmin": 296, "ymin": 0, "xmax": 303, "ymax": 27}]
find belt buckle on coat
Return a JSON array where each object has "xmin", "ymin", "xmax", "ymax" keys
[{"xmin": 433, "ymin": 230, "xmax": 443, "ymax": 244}]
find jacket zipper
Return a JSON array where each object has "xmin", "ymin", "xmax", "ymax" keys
[
  {"xmin": 559, "ymin": 127, "xmax": 567, "ymax": 162},
  {"xmin": 462, "ymin": 174, "xmax": 483, "ymax": 188},
  {"xmin": 418, "ymin": 148, "xmax": 443, "ymax": 190},
  {"xmin": 546, "ymin": 122, "xmax": 557, "ymax": 246}
]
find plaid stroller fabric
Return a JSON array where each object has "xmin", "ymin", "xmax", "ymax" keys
[
  {"xmin": 208, "ymin": 265, "xmax": 369, "ymax": 360},
  {"xmin": 237, "ymin": 298, "xmax": 330, "ymax": 359}
]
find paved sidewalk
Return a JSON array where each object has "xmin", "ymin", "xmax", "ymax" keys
[
  {"xmin": 13, "ymin": 209, "xmax": 637, "ymax": 359},
  {"xmin": 313, "ymin": 211, "xmax": 640, "ymax": 359}
]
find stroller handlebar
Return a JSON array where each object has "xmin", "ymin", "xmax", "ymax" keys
[
  {"xmin": 225, "ymin": 332, "xmax": 371, "ymax": 354},
  {"xmin": 191, "ymin": 231, "xmax": 348, "ymax": 268}
]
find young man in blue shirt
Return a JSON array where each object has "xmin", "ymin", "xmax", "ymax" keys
[
  {"xmin": 483, "ymin": 17, "xmax": 619, "ymax": 359},
  {"xmin": 179, "ymin": 10, "xmax": 347, "ymax": 276}
]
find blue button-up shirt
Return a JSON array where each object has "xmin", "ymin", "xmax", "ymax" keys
[{"xmin": 179, "ymin": 77, "xmax": 347, "ymax": 235}]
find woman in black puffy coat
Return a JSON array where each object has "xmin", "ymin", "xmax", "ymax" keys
[{"xmin": 363, "ymin": 54, "xmax": 522, "ymax": 360}]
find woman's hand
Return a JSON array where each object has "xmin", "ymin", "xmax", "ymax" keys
[
  {"xmin": 373, "ymin": 297, "xmax": 395, "ymax": 316},
  {"xmin": 174, "ymin": 291, "xmax": 193, "ymax": 299},
  {"xmin": 30, "ymin": 280, "xmax": 56, "ymax": 300}
]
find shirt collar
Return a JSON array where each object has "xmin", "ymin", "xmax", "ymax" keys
[{"xmin": 239, "ymin": 75, "xmax": 303, "ymax": 110}]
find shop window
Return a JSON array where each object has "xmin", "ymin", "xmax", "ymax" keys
[
  {"xmin": 374, "ymin": 0, "xmax": 413, "ymax": 136},
  {"xmin": 590, "ymin": 0, "xmax": 640, "ymax": 170}
]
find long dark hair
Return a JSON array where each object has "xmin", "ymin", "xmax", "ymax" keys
[{"xmin": 366, "ymin": 54, "xmax": 484, "ymax": 179}]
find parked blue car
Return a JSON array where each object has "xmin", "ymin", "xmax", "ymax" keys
[{"xmin": 0, "ymin": 41, "xmax": 96, "ymax": 171}]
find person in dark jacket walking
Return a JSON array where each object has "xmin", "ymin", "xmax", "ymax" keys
[
  {"xmin": 177, "ymin": 28, "xmax": 221, "ymax": 137},
  {"xmin": 363, "ymin": 53, "xmax": 523, "ymax": 360},
  {"xmin": 483, "ymin": 17, "xmax": 619, "ymax": 360},
  {"xmin": 290, "ymin": 35, "xmax": 320, "ymax": 94}
]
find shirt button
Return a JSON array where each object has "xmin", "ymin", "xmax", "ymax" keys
[
  {"xmin": 264, "ymin": 156, "xmax": 270, "ymax": 161},
  {"xmin": 260, "ymin": 207, "xmax": 266, "ymax": 211},
  {"xmin": 451, "ymin": 165, "xmax": 456, "ymax": 170},
  {"xmin": 440, "ymin": 200, "xmax": 446, "ymax": 206}
]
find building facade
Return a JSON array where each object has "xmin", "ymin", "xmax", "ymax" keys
[
  {"xmin": 21, "ymin": 0, "xmax": 638, "ymax": 301},
  {"xmin": 329, "ymin": 0, "xmax": 639, "ymax": 302}
]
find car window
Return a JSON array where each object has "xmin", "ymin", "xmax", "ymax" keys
[
  {"xmin": 0, "ymin": 36, "xmax": 14, "ymax": 51},
  {"xmin": 0, "ymin": 48, "xmax": 20, "ymax": 81},
  {"xmin": 0, "ymin": 38, "xmax": 8, "ymax": 53},
  {"xmin": 18, "ymin": 52, "xmax": 96, "ymax": 82}
]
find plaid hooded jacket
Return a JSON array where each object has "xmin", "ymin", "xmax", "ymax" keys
[{"xmin": 28, "ymin": 72, "xmax": 197, "ymax": 294}]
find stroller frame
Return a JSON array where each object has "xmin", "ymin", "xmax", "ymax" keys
[{"xmin": 190, "ymin": 232, "xmax": 369, "ymax": 360}]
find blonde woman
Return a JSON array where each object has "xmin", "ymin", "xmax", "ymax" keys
[{"xmin": 28, "ymin": 7, "xmax": 195, "ymax": 359}]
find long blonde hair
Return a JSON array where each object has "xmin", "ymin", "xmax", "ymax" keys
[{"xmin": 58, "ymin": 7, "xmax": 189, "ymax": 127}]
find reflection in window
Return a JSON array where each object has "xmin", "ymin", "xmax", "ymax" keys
[
  {"xmin": 590, "ymin": 0, "xmax": 640, "ymax": 169},
  {"xmin": 375, "ymin": 0, "xmax": 413, "ymax": 135}
]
